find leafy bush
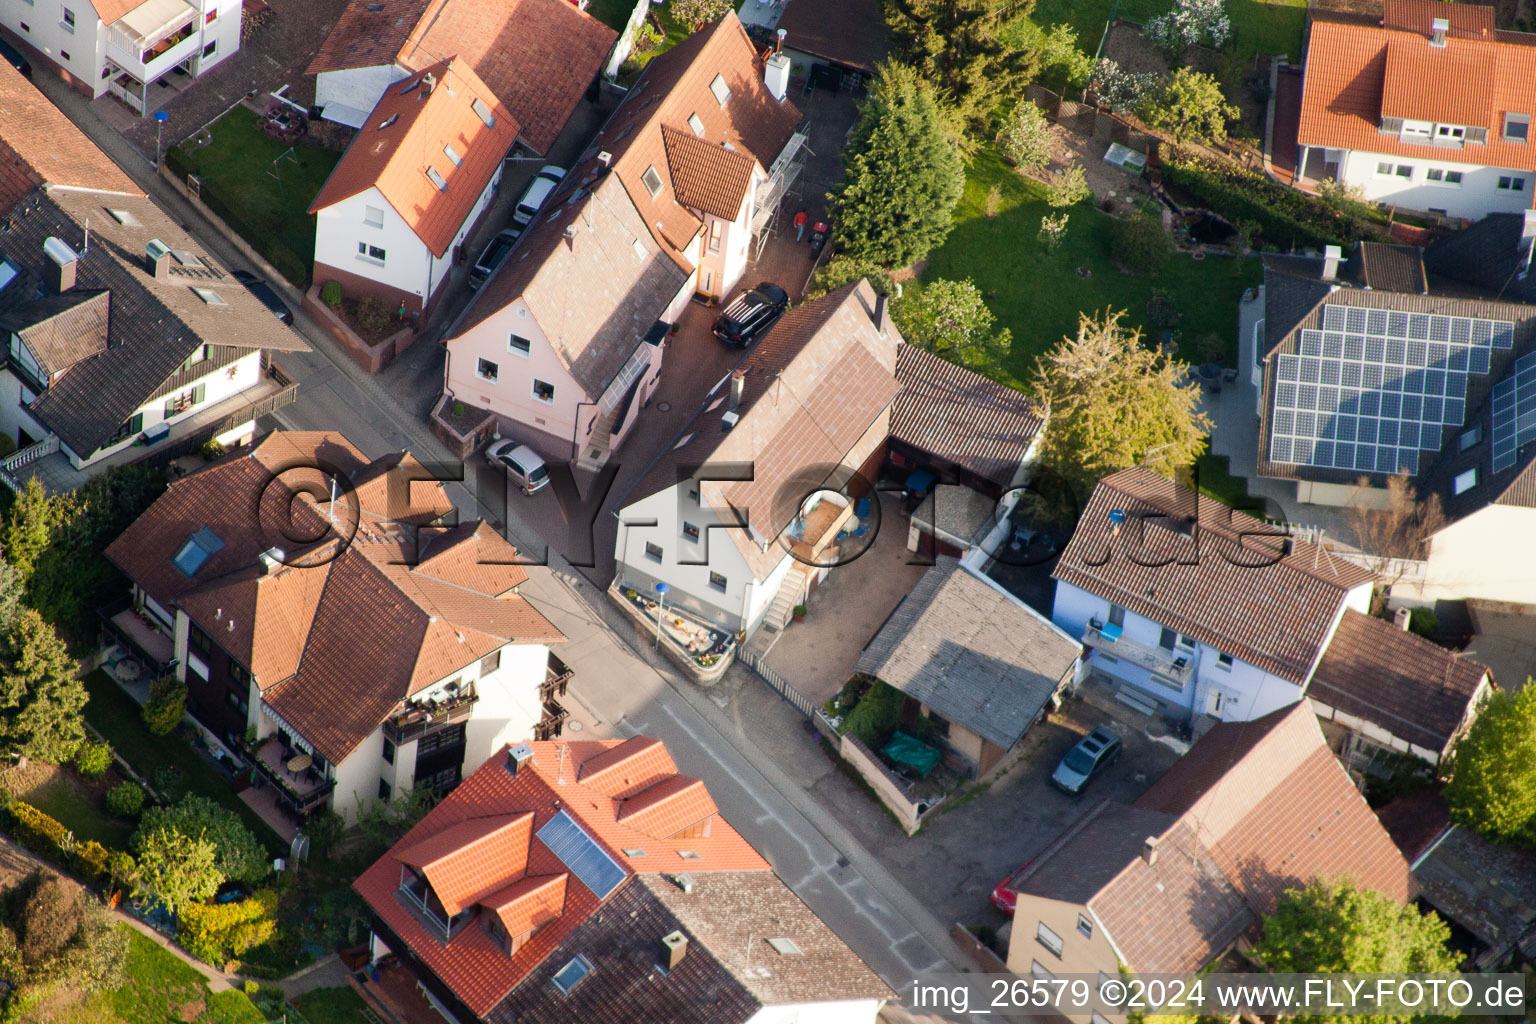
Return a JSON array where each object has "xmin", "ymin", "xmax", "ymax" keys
[
  {"xmin": 178, "ymin": 890, "xmax": 280, "ymax": 966},
  {"xmin": 141, "ymin": 676, "xmax": 187, "ymax": 737},
  {"xmin": 1139, "ymin": 68, "xmax": 1238, "ymax": 145},
  {"xmin": 1161, "ymin": 155, "xmax": 1384, "ymax": 250},
  {"xmin": 0, "ymin": 869, "xmax": 128, "ymax": 997},
  {"xmin": 305, "ymin": 810, "xmax": 346, "ymax": 857},
  {"xmin": 8, "ymin": 799, "xmax": 75, "ymax": 858},
  {"xmin": 1144, "ymin": 0, "xmax": 1232, "ymax": 52},
  {"xmin": 669, "ymin": 0, "xmax": 732, "ymax": 25},
  {"xmin": 1091, "ymin": 58, "xmax": 1161, "ymax": 113},
  {"xmin": 135, "ymin": 795, "xmax": 269, "ymax": 885},
  {"xmin": 73, "ymin": 839, "xmax": 112, "ymax": 885},
  {"xmin": 319, "ymin": 280, "xmax": 343, "ymax": 307},
  {"xmin": 997, "ymin": 97, "xmax": 1052, "ymax": 172},
  {"xmin": 106, "ymin": 782, "xmax": 145, "ymax": 818},
  {"xmin": 805, "ymin": 257, "xmax": 895, "ymax": 302},
  {"xmin": 1408, "ymin": 607, "xmax": 1440, "ymax": 639},
  {"xmin": 1045, "ymin": 165, "xmax": 1091, "ymax": 209},
  {"xmin": 199, "ymin": 439, "xmax": 226, "ymax": 460},
  {"xmin": 74, "ymin": 739, "xmax": 113, "ymax": 779},
  {"xmin": 840, "ymin": 680, "xmax": 906, "ymax": 748},
  {"xmin": 1111, "ymin": 213, "xmax": 1174, "ymax": 275}
]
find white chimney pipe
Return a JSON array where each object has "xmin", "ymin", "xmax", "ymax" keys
[
  {"xmin": 1322, "ymin": 244, "xmax": 1343, "ymax": 282},
  {"xmin": 1430, "ymin": 17, "xmax": 1448, "ymax": 46},
  {"xmin": 764, "ymin": 51, "xmax": 791, "ymax": 103}
]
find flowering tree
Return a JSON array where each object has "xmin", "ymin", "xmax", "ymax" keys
[
  {"xmin": 997, "ymin": 97, "xmax": 1054, "ymax": 172},
  {"xmin": 669, "ymin": 0, "xmax": 732, "ymax": 28},
  {"xmin": 1144, "ymin": 0, "xmax": 1232, "ymax": 52},
  {"xmin": 1091, "ymin": 59, "xmax": 1161, "ymax": 113},
  {"xmin": 1039, "ymin": 213, "xmax": 1069, "ymax": 249}
]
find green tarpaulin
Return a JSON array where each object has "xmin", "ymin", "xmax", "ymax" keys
[{"xmin": 882, "ymin": 731, "xmax": 941, "ymax": 778}]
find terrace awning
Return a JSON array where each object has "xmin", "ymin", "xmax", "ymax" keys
[{"xmin": 116, "ymin": 0, "xmax": 196, "ymax": 47}]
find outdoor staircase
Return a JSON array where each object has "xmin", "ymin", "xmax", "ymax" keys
[
  {"xmin": 576, "ymin": 404, "xmax": 622, "ymax": 472},
  {"xmin": 757, "ymin": 569, "xmax": 808, "ymax": 640}
]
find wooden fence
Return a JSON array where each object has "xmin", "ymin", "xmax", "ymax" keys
[{"xmin": 1025, "ymin": 84, "xmax": 1159, "ymax": 156}]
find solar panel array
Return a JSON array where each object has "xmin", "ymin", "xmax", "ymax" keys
[
  {"xmin": 1269, "ymin": 304, "xmax": 1515, "ymax": 474},
  {"xmin": 537, "ymin": 810, "xmax": 628, "ymax": 899},
  {"xmin": 1491, "ymin": 352, "xmax": 1536, "ymax": 473}
]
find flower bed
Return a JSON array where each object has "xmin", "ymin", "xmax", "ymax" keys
[{"xmin": 618, "ymin": 587, "xmax": 735, "ymax": 666}]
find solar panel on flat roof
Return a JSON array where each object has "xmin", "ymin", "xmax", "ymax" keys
[{"xmin": 536, "ymin": 810, "xmax": 627, "ymax": 900}]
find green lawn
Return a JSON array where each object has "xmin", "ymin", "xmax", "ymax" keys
[
  {"xmin": 919, "ymin": 148, "xmax": 1261, "ymax": 388},
  {"xmin": 168, "ymin": 108, "xmax": 340, "ymax": 288},
  {"xmin": 82, "ymin": 670, "xmax": 286, "ymax": 857},
  {"xmin": 294, "ymin": 986, "xmax": 373, "ymax": 1024},
  {"xmin": 17, "ymin": 771, "xmax": 133, "ymax": 849},
  {"xmin": 47, "ymin": 929, "xmax": 267, "ymax": 1024},
  {"xmin": 1032, "ymin": 0, "xmax": 1306, "ymax": 61}
]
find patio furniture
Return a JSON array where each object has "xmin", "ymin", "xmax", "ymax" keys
[
  {"xmin": 904, "ymin": 468, "xmax": 937, "ymax": 496},
  {"xmin": 855, "ymin": 497, "xmax": 871, "ymax": 518},
  {"xmin": 286, "ymin": 753, "xmax": 312, "ymax": 774},
  {"xmin": 852, "ymin": 523, "xmax": 870, "ymax": 537}
]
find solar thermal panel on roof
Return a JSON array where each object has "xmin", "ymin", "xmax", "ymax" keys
[{"xmin": 536, "ymin": 811, "xmax": 627, "ymax": 900}]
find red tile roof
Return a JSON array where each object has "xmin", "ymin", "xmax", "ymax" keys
[
  {"xmin": 661, "ymin": 124, "xmax": 759, "ymax": 220},
  {"xmin": 480, "ymin": 872, "xmax": 567, "ymax": 937},
  {"xmin": 309, "ymin": 0, "xmax": 616, "ymax": 154},
  {"xmin": 1298, "ymin": 10, "xmax": 1536, "ymax": 174},
  {"xmin": 308, "ymin": 59, "xmax": 519, "ymax": 257},
  {"xmin": 354, "ymin": 738, "xmax": 769, "ymax": 1017},
  {"xmin": 1384, "ymin": 0, "xmax": 1495, "ymax": 38},
  {"xmin": 1307, "ymin": 609, "xmax": 1493, "ymax": 756},
  {"xmin": 397, "ymin": 813, "xmax": 535, "ymax": 914},
  {"xmin": 1017, "ymin": 703, "xmax": 1416, "ymax": 973},
  {"xmin": 105, "ymin": 431, "xmax": 564, "ymax": 764},
  {"xmin": 1053, "ymin": 467, "xmax": 1376, "ymax": 684},
  {"xmin": 617, "ymin": 775, "xmax": 717, "ymax": 838},
  {"xmin": 0, "ymin": 60, "xmax": 141, "ymax": 212}
]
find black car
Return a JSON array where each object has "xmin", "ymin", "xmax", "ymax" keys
[
  {"xmin": 712, "ymin": 282, "xmax": 789, "ymax": 347},
  {"xmin": 469, "ymin": 227, "xmax": 520, "ymax": 290},
  {"xmin": 1050, "ymin": 726, "xmax": 1121, "ymax": 794},
  {"xmin": 231, "ymin": 270, "xmax": 294, "ymax": 326},
  {"xmin": 0, "ymin": 38, "xmax": 30, "ymax": 78}
]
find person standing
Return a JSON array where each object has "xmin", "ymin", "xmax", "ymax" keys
[{"xmin": 793, "ymin": 209, "xmax": 808, "ymax": 241}]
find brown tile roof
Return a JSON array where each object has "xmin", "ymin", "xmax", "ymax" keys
[
  {"xmin": 309, "ymin": 60, "xmax": 518, "ymax": 257},
  {"xmin": 354, "ymin": 738, "xmax": 772, "ymax": 1017},
  {"xmin": 891, "ymin": 345, "xmax": 1044, "ymax": 487},
  {"xmin": 1383, "ymin": 0, "xmax": 1495, "ymax": 38},
  {"xmin": 1, "ymin": 291, "xmax": 110, "ymax": 378},
  {"xmin": 308, "ymin": 0, "xmax": 432, "ymax": 74},
  {"xmin": 570, "ymin": 13, "xmax": 800, "ymax": 265},
  {"xmin": 310, "ymin": 0, "xmax": 615, "ymax": 155},
  {"xmin": 450, "ymin": 172, "xmax": 689, "ymax": 399},
  {"xmin": 1352, "ymin": 241, "xmax": 1428, "ymax": 294},
  {"xmin": 775, "ymin": 0, "xmax": 890, "ymax": 74},
  {"xmin": 396, "ymin": 0, "xmax": 615, "ymax": 154},
  {"xmin": 0, "ymin": 61, "xmax": 141, "ymax": 207},
  {"xmin": 1307, "ymin": 609, "xmax": 1492, "ymax": 755},
  {"xmin": 1052, "ymin": 467, "xmax": 1376, "ymax": 683},
  {"xmin": 1297, "ymin": 13, "xmax": 1536, "ymax": 173},
  {"xmin": 105, "ymin": 431, "xmax": 563, "ymax": 764},
  {"xmin": 1019, "ymin": 704, "xmax": 1416, "ymax": 973},
  {"xmin": 661, "ymin": 123, "xmax": 758, "ymax": 220},
  {"xmin": 613, "ymin": 282, "xmax": 900, "ymax": 581}
]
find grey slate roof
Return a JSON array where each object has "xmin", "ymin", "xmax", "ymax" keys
[
  {"xmin": 0, "ymin": 187, "xmax": 308, "ymax": 457},
  {"xmin": 854, "ymin": 557, "xmax": 1080, "ymax": 749},
  {"xmin": 1011, "ymin": 801, "xmax": 1180, "ymax": 905}
]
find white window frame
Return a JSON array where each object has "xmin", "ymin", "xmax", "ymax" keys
[
  {"xmin": 1077, "ymin": 913, "xmax": 1093, "ymax": 939},
  {"xmin": 357, "ymin": 242, "xmax": 386, "ymax": 265},
  {"xmin": 1036, "ymin": 921, "xmax": 1063, "ymax": 958},
  {"xmin": 1400, "ymin": 120, "xmax": 1433, "ymax": 142},
  {"xmin": 708, "ymin": 571, "xmax": 727, "ymax": 592},
  {"xmin": 476, "ymin": 358, "xmax": 498, "ymax": 382},
  {"xmin": 508, "ymin": 333, "xmax": 531, "ymax": 357},
  {"xmin": 1434, "ymin": 124, "xmax": 1465, "ymax": 144},
  {"xmin": 1505, "ymin": 112, "xmax": 1531, "ymax": 143},
  {"xmin": 1425, "ymin": 168, "xmax": 1464, "ymax": 187},
  {"xmin": 641, "ymin": 165, "xmax": 663, "ymax": 198},
  {"xmin": 1498, "ymin": 175, "xmax": 1528, "ymax": 192},
  {"xmin": 444, "ymin": 143, "xmax": 462, "ymax": 167},
  {"xmin": 709, "ymin": 73, "xmax": 731, "ymax": 107},
  {"xmin": 532, "ymin": 378, "xmax": 555, "ymax": 404},
  {"xmin": 426, "ymin": 166, "xmax": 447, "ymax": 191},
  {"xmin": 688, "ymin": 112, "xmax": 705, "ymax": 136},
  {"xmin": 363, "ymin": 205, "xmax": 384, "ymax": 228},
  {"xmin": 1216, "ymin": 650, "xmax": 1234, "ymax": 670},
  {"xmin": 61, "ymin": 6, "xmax": 75, "ymax": 31}
]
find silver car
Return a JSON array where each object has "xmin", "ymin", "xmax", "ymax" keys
[
  {"xmin": 1051, "ymin": 726, "xmax": 1121, "ymax": 794},
  {"xmin": 512, "ymin": 164, "xmax": 567, "ymax": 227},
  {"xmin": 485, "ymin": 439, "xmax": 550, "ymax": 495}
]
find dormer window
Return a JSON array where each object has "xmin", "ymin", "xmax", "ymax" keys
[
  {"xmin": 1506, "ymin": 113, "xmax": 1531, "ymax": 143},
  {"xmin": 1434, "ymin": 124, "xmax": 1465, "ymax": 145},
  {"xmin": 1400, "ymin": 120, "xmax": 1433, "ymax": 142}
]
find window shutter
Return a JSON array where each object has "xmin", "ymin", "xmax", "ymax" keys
[
  {"xmin": 1465, "ymin": 125, "xmax": 1487, "ymax": 144},
  {"xmin": 1380, "ymin": 116, "xmax": 1404, "ymax": 134}
]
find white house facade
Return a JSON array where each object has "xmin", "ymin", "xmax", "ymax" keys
[{"xmin": 0, "ymin": 0, "xmax": 241, "ymax": 112}]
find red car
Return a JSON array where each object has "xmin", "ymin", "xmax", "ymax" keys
[{"xmin": 989, "ymin": 858, "xmax": 1035, "ymax": 914}]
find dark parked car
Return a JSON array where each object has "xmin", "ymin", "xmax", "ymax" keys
[
  {"xmin": 0, "ymin": 38, "xmax": 31, "ymax": 78},
  {"xmin": 1050, "ymin": 726, "xmax": 1121, "ymax": 794},
  {"xmin": 712, "ymin": 282, "xmax": 789, "ymax": 346},
  {"xmin": 231, "ymin": 270, "xmax": 294, "ymax": 326},
  {"xmin": 469, "ymin": 227, "xmax": 520, "ymax": 290}
]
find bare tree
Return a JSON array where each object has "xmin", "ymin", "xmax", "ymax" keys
[{"xmin": 1345, "ymin": 475, "xmax": 1447, "ymax": 588}]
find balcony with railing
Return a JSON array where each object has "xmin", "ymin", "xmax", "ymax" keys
[
  {"xmin": 1082, "ymin": 620, "xmax": 1194, "ymax": 688},
  {"xmin": 384, "ymin": 685, "xmax": 479, "ymax": 746},
  {"xmin": 533, "ymin": 698, "xmax": 568, "ymax": 741},
  {"xmin": 105, "ymin": 0, "xmax": 200, "ymax": 84},
  {"xmin": 243, "ymin": 734, "xmax": 336, "ymax": 814},
  {"xmin": 542, "ymin": 652, "xmax": 572, "ymax": 701}
]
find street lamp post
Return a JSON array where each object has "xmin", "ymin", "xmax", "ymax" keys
[
  {"xmin": 153, "ymin": 110, "xmax": 170, "ymax": 168},
  {"xmin": 654, "ymin": 582, "xmax": 670, "ymax": 650}
]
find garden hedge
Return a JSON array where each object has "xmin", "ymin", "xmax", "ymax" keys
[
  {"xmin": 8, "ymin": 798, "xmax": 75, "ymax": 858},
  {"xmin": 1161, "ymin": 156, "xmax": 1386, "ymax": 251},
  {"xmin": 178, "ymin": 890, "xmax": 280, "ymax": 967}
]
